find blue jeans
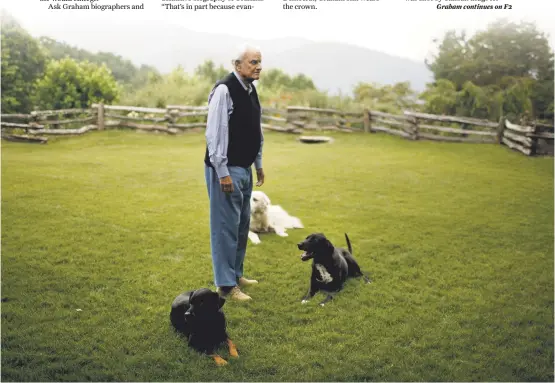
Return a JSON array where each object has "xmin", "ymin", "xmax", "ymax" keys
[{"xmin": 205, "ymin": 165, "xmax": 253, "ymax": 287}]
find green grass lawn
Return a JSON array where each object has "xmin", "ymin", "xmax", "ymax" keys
[{"xmin": 1, "ymin": 130, "xmax": 553, "ymax": 382}]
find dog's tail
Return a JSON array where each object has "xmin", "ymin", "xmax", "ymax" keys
[
  {"xmin": 345, "ymin": 233, "xmax": 372, "ymax": 284},
  {"xmin": 344, "ymin": 233, "xmax": 352, "ymax": 255}
]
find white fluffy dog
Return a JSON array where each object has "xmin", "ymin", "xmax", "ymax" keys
[{"xmin": 248, "ymin": 191, "xmax": 304, "ymax": 244}]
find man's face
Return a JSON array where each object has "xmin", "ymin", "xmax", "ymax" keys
[{"xmin": 236, "ymin": 50, "xmax": 262, "ymax": 82}]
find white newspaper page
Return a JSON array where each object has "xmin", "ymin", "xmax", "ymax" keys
[{"xmin": 1, "ymin": 0, "xmax": 553, "ymax": 381}]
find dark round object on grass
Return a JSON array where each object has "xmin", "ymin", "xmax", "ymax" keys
[{"xmin": 298, "ymin": 136, "xmax": 333, "ymax": 144}]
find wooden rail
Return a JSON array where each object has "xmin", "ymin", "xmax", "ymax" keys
[
  {"xmin": 2, "ymin": 103, "xmax": 552, "ymax": 156},
  {"xmin": 0, "ymin": 108, "xmax": 99, "ymax": 143},
  {"xmin": 360, "ymin": 109, "xmax": 552, "ymax": 155},
  {"xmin": 498, "ymin": 119, "xmax": 554, "ymax": 156},
  {"xmin": 285, "ymin": 106, "xmax": 362, "ymax": 132}
]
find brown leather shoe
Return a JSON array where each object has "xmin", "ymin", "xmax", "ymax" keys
[
  {"xmin": 238, "ymin": 277, "xmax": 258, "ymax": 287},
  {"xmin": 217, "ymin": 286, "xmax": 252, "ymax": 301}
]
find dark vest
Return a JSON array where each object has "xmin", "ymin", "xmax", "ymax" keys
[{"xmin": 204, "ymin": 73, "xmax": 262, "ymax": 170}]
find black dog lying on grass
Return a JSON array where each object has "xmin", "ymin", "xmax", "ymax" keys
[
  {"xmin": 297, "ymin": 233, "xmax": 371, "ymax": 306},
  {"xmin": 170, "ymin": 288, "xmax": 238, "ymax": 366}
]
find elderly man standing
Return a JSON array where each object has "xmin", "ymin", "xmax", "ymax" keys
[{"xmin": 204, "ymin": 44, "xmax": 264, "ymax": 301}]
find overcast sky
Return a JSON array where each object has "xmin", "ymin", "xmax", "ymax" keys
[{"xmin": 2, "ymin": 0, "xmax": 554, "ymax": 62}]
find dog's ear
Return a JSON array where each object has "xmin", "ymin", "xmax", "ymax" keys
[
  {"xmin": 264, "ymin": 194, "xmax": 271, "ymax": 205},
  {"xmin": 315, "ymin": 235, "xmax": 334, "ymax": 253},
  {"xmin": 189, "ymin": 288, "xmax": 212, "ymax": 306},
  {"xmin": 218, "ymin": 296, "xmax": 226, "ymax": 309}
]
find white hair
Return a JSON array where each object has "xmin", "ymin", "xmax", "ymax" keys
[{"xmin": 232, "ymin": 43, "xmax": 261, "ymax": 66}]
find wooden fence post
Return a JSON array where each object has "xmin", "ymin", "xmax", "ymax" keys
[
  {"xmin": 29, "ymin": 111, "xmax": 38, "ymax": 135},
  {"xmin": 97, "ymin": 103, "xmax": 105, "ymax": 131},
  {"xmin": 530, "ymin": 123, "xmax": 539, "ymax": 156},
  {"xmin": 408, "ymin": 115, "xmax": 419, "ymax": 140},
  {"xmin": 363, "ymin": 109, "xmax": 373, "ymax": 133},
  {"xmin": 496, "ymin": 115, "xmax": 505, "ymax": 144},
  {"xmin": 166, "ymin": 107, "xmax": 176, "ymax": 131},
  {"xmin": 414, "ymin": 117, "xmax": 420, "ymax": 140},
  {"xmin": 461, "ymin": 123, "xmax": 468, "ymax": 138},
  {"xmin": 338, "ymin": 111, "xmax": 345, "ymax": 131}
]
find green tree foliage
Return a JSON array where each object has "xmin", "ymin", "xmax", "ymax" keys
[
  {"xmin": 425, "ymin": 19, "xmax": 554, "ymax": 121},
  {"xmin": 456, "ymin": 81, "xmax": 494, "ymax": 119},
  {"xmin": 1, "ymin": 13, "xmax": 48, "ymax": 113},
  {"xmin": 497, "ymin": 76, "xmax": 535, "ymax": 120},
  {"xmin": 259, "ymin": 68, "xmax": 290, "ymax": 91},
  {"xmin": 194, "ymin": 60, "xmax": 228, "ymax": 84},
  {"xmin": 119, "ymin": 66, "xmax": 212, "ymax": 108},
  {"xmin": 290, "ymin": 73, "xmax": 316, "ymax": 91},
  {"xmin": 353, "ymin": 81, "xmax": 418, "ymax": 113},
  {"xmin": 124, "ymin": 64, "xmax": 324, "ymax": 110},
  {"xmin": 38, "ymin": 36, "xmax": 160, "ymax": 89},
  {"xmin": 256, "ymin": 68, "xmax": 325, "ymax": 109},
  {"xmin": 33, "ymin": 58, "xmax": 120, "ymax": 110},
  {"xmin": 426, "ymin": 30, "xmax": 471, "ymax": 90},
  {"xmin": 1, "ymin": 10, "xmax": 427, "ymax": 116},
  {"xmin": 259, "ymin": 68, "xmax": 316, "ymax": 92},
  {"xmin": 418, "ymin": 79, "xmax": 458, "ymax": 116}
]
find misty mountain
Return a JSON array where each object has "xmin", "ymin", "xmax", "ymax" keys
[
  {"xmin": 60, "ymin": 23, "xmax": 433, "ymax": 94},
  {"xmin": 267, "ymin": 41, "xmax": 433, "ymax": 94},
  {"xmin": 2, "ymin": 11, "xmax": 432, "ymax": 94}
]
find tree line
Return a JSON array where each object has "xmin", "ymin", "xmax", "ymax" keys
[{"xmin": 1, "ymin": 11, "xmax": 553, "ymax": 124}]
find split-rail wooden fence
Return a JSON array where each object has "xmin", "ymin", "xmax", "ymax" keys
[{"xmin": 1, "ymin": 104, "xmax": 553, "ymax": 156}]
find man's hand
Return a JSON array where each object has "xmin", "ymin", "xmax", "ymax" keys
[
  {"xmin": 220, "ymin": 175, "xmax": 234, "ymax": 193},
  {"xmin": 256, "ymin": 168, "xmax": 265, "ymax": 187}
]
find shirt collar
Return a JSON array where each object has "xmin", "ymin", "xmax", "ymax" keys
[{"xmin": 233, "ymin": 71, "xmax": 252, "ymax": 94}]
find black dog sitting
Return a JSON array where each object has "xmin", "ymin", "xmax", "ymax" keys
[
  {"xmin": 297, "ymin": 233, "xmax": 371, "ymax": 306},
  {"xmin": 170, "ymin": 288, "xmax": 238, "ymax": 366}
]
